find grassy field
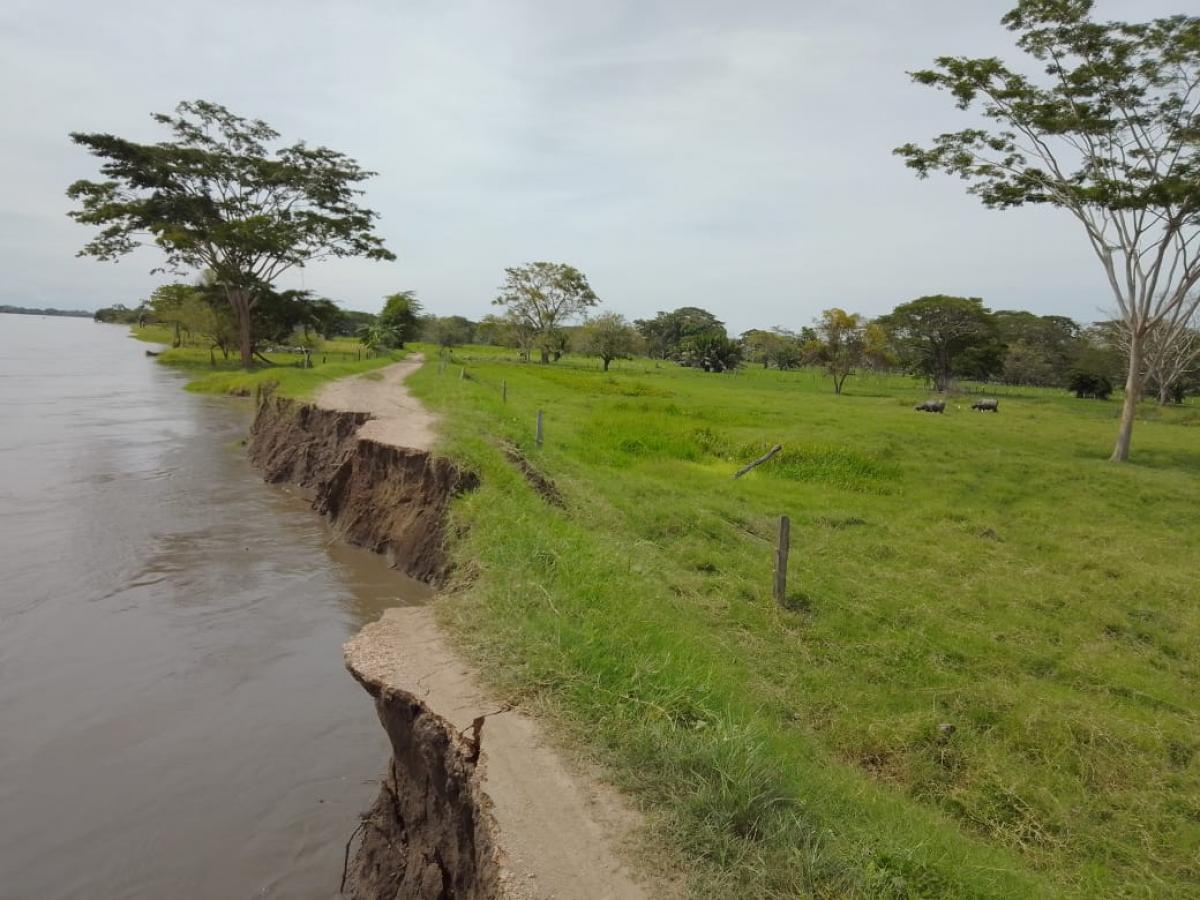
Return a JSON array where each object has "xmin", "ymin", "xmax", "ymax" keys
[
  {"xmin": 402, "ymin": 345, "xmax": 1200, "ymax": 898},
  {"xmin": 131, "ymin": 325, "xmax": 404, "ymax": 397}
]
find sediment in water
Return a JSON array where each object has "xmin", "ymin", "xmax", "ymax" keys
[{"xmin": 248, "ymin": 396, "xmax": 500, "ymax": 898}]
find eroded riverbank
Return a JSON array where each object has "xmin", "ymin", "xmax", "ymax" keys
[{"xmin": 248, "ymin": 356, "xmax": 653, "ymax": 899}]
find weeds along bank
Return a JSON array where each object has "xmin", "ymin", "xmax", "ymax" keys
[{"xmin": 406, "ymin": 346, "xmax": 1200, "ymax": 898}]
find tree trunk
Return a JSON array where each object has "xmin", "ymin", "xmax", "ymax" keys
[
  {"xmin": 1157, "ymin": 381, "xmax": 1172, "ymax": 405},
  {"xmin": 603, "ymin": 357, "xmax": 611, "ymax": 372},
  {"xmin": 540, "ymin": 347, "xmax": 550, "ymax": 364},
  {"xmin": 1110, "ymin": 330, "xmax": 1144, "ymax": 462},
  {"xmin": 228, "ymin": 288, "xmax": 254, "ymax": 368}
]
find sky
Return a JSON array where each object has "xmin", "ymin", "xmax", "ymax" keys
[{"xmin": 0, "ymin": 0, "xmax": 1182, "ymax": 333}]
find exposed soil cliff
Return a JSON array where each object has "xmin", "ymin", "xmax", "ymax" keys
[
  {"xmin": 248, "ymin": 362, "xmax": 651, "ymax": 900},
  {"xmin": 249, "ymin": 396, "xmax": 476, "ymax": 584},
  {"xmin": 343, "ymin": 662, "xmax": 503, "ymax": 899}
]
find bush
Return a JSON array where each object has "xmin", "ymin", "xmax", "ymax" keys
[{"xmin": 1068, "ymin": 370, "xmax": 1114, "ymax": 400}]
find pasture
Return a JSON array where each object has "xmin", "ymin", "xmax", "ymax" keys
[{"xmin": 407, "ymin": 347, "xmax": 1200, "ymax": 898}]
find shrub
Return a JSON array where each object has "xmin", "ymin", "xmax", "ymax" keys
[{"xmin": 1068, "ymin": 371, "xmax": 1114, "ymax": 400}]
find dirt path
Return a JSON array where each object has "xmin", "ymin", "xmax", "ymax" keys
[
  {"xmin": 321, "ymin": 355, "xmax": 655, "ymax": 899},
  {"xmin": 315, "ymin": 353, "xmax": 440, "ymax": 452}
]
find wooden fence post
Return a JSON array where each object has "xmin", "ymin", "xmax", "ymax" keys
[
  {"xmin": 460, "ymin": 366, "xmax": 466, "ymax": 380},
  {"xmin": 774, "ymin": 515, "xmax": 790, "ymax": 607},
  {"xmin": 536, "ymin": 410, "xmax": 544, "ymax": 447},
  {"xmin": 501, "ymin": 380, "xmax": 507, "ymax": 403}
]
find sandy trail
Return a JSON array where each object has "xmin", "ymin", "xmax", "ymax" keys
[
  {"xmin": 315, "ymin": 353, "xmax": 440, "ymax": 452},
  {"xmin": 321, "ymin": 355, "xmax": 654, "ymax": 899}
]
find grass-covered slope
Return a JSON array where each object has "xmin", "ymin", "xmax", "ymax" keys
[
  {"xmin": 131, "ymin": 325, "xmax": 404, "ymax": 397},
  {"xmin": 407, "ymin": 346, "xmax": 1199, "ymax": 898}
]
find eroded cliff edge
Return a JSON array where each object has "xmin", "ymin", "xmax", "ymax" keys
[
  {"xmin": 249, "ymin": 380, "xmax": 652, "ymax": 900},
  {"xmin": 249, "ymin": 396, "xmax": 476, "ymax": 585},
  {"xmin": 248, "ymin": 395, "xmax": 501, "ymax": 898}
]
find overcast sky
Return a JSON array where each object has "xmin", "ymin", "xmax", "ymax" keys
[{"xmin": 0, "ymin": 0, "xmax": 1179, "ymax": 333}]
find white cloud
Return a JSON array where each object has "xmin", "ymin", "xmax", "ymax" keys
[{"xmin": 0, "ymin": 0, "xmax": 1182, "ymax": 329}]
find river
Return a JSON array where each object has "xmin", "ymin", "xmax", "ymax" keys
[{"xmin": 0, "ymin": 314, "xmax": 425, "ymax": 899}]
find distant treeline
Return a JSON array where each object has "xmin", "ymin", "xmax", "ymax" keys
[
  {"xmin": 424, "ymin": 298, "xmax": 1196, "ymax": 405},
  {"xmin": 101, "ymin": 279, "xmax": 1198, "ymax": 405},
  {"xmin": 94, "ymin": 290, "xmax": 380, "ymax": 360},
  {"xmin": 1, "ymin": 305, "xmax": 93, "ymax": 318}
]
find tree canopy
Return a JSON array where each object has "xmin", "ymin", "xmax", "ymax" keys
[
  {"xmin": 378, "ymin": 291, "xmax": 423, "ymax": 347},
  {"xmin": 577, "ymin": 312, "xmax": 640, "ymax": 371},
  {"xmin": 895, "ymin": 0, "xmax": 1200, "ymax": 459},
  {"xmin": 67, "ymin": 100, "xmax": 394, "ymax": 366},
  {"xmin": 493, "ymin": 262, "xmax": 599, "ymax": 363},
  {"xmin": 813, "ymin": 308, "xmax": 867, "ymax": 394},
  {"xmin": 634, "ymin": 307, "xmax": 725, "ymax": 360},
  {"xmin": 878, "ymin": 296, "xmax": 1004, "ymax": 391}
]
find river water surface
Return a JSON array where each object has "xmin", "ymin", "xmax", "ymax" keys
[{"xmin": 0, "ymin": 315, "xmax": 423, "ymax": 898}]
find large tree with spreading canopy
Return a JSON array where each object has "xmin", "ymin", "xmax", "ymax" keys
[
  {"xmin": 67, "ymin": 100, "xmax": 395, "ymax": 367},
  {"xmin": 895, "ymin": 0, "xmax": 1200, "ymax": 460},
  {"xmin": 493, "ymin": 262, "xmax": 599, "ymax": 363}
]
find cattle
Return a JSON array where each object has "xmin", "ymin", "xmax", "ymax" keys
[
  {"xmin": 914, "ymin": 400, "xmax": 946, "ymax": 413},
  {"xmin": 971, "ymin": 399, "xmax": 999, "ymax": 412}
]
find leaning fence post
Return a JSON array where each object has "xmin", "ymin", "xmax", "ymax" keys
[
  {"xmin": 773, "ymin": 515, "xmax": 791, "ymax": 607},
  {"xmin": 536, "ymin": 410, "xmax": 544, "ymax": 447},
  {"xmin": 460, "ymin": 366, "xmax": 466, "ymax": 380}
]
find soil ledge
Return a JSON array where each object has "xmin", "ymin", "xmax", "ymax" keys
[{"xmin": 247, "ymin": 361, "xmax": 652, "ymax": 899}]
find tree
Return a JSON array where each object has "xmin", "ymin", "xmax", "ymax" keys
[
  {"xmin": 481, "ymin": 312, "xmax": 539, "ymax": 361},
  {"xmin": 423, "ymin": 315, "xmax": 476, "ymax": 353},
  {"xmin": 1146, "ymin": 324, "xmax": 1200, "ymax": 404},
  {"xmin": 813, "ymin": 308, "xmax": 867, "ymax": 394},
  {"xmin": 1069, "ymin": 370, "xmax": 1114, "ymax": 400},
  {"xmin": 302, "ymin": 297, "xmax": 346, "ymax": 340},
  {"xmin": 878, "ymin": 296, "xmax": 1003, "ymax": 391},
  {"xmin": 578, "ymin": 312, "xmax": 640, "ymax": 371},
  {"xmin": 336, "ymin": 309, "xmax": 377, "ymax": 338},
  {"xmin": 378, "ymin": 291, "xmax": 423, "ymax": 347},
  {"xmin": 493, "ymin": 262, "xmax": 599, "ymax": 364},
  {"xmin": 681, "ymin": 331, "xmax": 743, "ymax": 372},
  {"xmin": 895, "ymin": 2, "xmax": 1200, "ymax": 460},
  {"xmin": 1111, "ymin": 310, "xmax": 1200, "ymax": 403},
  {"xmin": 93, "ymin": 303, "xmax": 144, "ymax": 324},
  {"xmin": 67, "ymin": 100, "xmax": 394, "ymax": 368},
  {"xmin": 1070, "ymin": 324, "xmax": 1126, "ymax": 400},
  {"xmin": 741, "ymin": 329, "xmax": 779, "ymax": 369},
  {"xmin": 993, "ymin": 311, "xmax": 1084, "ymax": 386},
  {"xmin": 862, "ymin": 322, "xmax": 897, "ymax": 371},
  {"xmin": 740, "ymin": 327, "xmax": 808, "ymax": 370},
  {"xmin": 146, "ymin": 283, "xmax": 200, "ymax": 347},
  {"xmin": 634, "ymin": 307, "xmax": 725, "ymax": 360},
  {"xmin": 357, "ymin": 321, "xmax": 398, "ymax": 355}
]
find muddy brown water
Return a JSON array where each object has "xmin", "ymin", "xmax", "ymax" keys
[{"xmin": 0, "ymin": 314, "xmax": 427, "ymax": 899}]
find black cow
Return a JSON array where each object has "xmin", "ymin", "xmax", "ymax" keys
[
  {"xmin": 914, "ymin": 400, "xmax": 946, "ymax": 413},
  {"xmin": 971, "ymin": 399, "xmax": 999, "ymax": 412}
]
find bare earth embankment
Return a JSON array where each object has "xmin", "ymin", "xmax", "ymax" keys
[{"xmin": 253, "ymin": 354, "xmax": 652, "ymax": 899}]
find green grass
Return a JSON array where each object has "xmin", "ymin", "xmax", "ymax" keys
[
  {"xmin": 402, "ymin": 346, "xmax": 1200, "ymax": 898},
  {"xmin": 132, "ymin": 325, "xmax": 404, "ymax": 398}
]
